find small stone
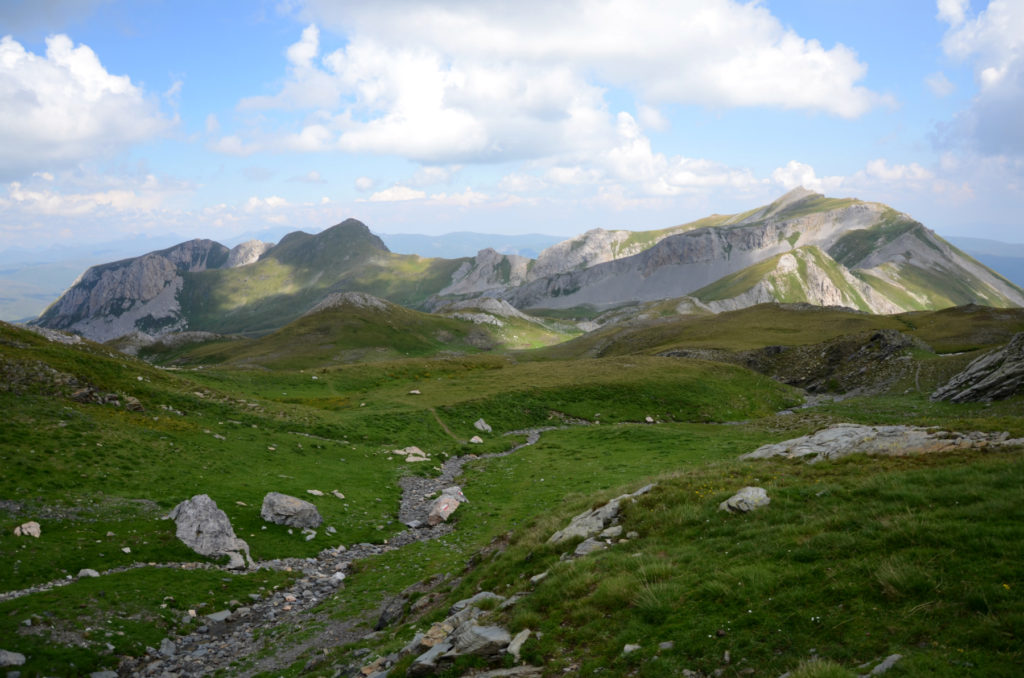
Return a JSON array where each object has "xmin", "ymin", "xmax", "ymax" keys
[
  {"xmin": 645, "ymin": 416, "xmax": 654, "ymax": 423},
  {"xmin": 307, "ymin": 489, "xmax": 324, "ymax": 496},
  {"xmin": 0, "ymin": 650, "xmax": 26, "ymax": 667},
  {"xmin": 573, "ymin": 538, "xmax": 607, "ymax": 557},
  {"xmin": 658, "ymin": 641, "xmax": 674, "ymax": 651},
  {"xmin": 623, "ymin": 643, "xmax": 641, "ymax": 654},
  {"xmin": 408, "ymin": 389, "xmax": 422, "ymax": 395},
  {"xmin": 599, "ymin": 525, "xmax": 623, "ymax": 539},
  {"xmin": 529, "ymin": 571, "xmax": 548, "ymax": 584},
  {"xmin": 121, "ymin": 546, "xmax": 131, "ymax": 554},
  {"xmin": 508, "ymin": 628, "xmax": 531, "ymax": 661},
  {"xmin": 13, "ymin": 521, "xmax": 40, "ymax": 538},
  {"xmin": 474, "ymin": 418, "xmax": 493, "ymax": 433},
  {"xmin": 626, "ymin": 531, "xmax": 639, "ymax": 539},
  {"xmin": 869, "ymin": 654, "xmax": 903, "ymax": 675},
  {"xmin": 469, "ymin": 435, "xmax": 484, "ymax": 444},
  {"xmin": 77, "ymin": 568, "xmax": 100, "ymax": 578},
  {"xmin": 205, "ymin": 610, "xmax": 231, "ymax": 623},
  {"xmin": 159, "ymin": 638, "xmax": 176, "ymax": 657}
]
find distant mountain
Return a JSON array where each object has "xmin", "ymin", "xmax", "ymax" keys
[
  {"xmin": 947, "ymin": 236, "xmax": 1024, "ymax": 288},
  {"xmin": 32, "ymin": 190, "xmax": 1024, "ymax": 342},
  {"xmin": 379, "ymin": 232, "xmax": 563, "ymax": 259},
  {"xmin": 437, "ymin": 188, "xmax": 1024, "ymax": 314}
]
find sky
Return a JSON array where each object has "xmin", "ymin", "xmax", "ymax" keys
[{"xmin": 0, "ymin": 0, "xmax": 1023, "ymax": 253}]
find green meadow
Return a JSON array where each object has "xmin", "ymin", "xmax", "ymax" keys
[{"xmin": 1, "ymin": 302, "xmax": 1021, "ymax": 676}]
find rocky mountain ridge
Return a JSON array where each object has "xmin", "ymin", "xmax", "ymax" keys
[{"xmin": 32, "ymin": 189, "xmax": 1024, "ymax": 342}]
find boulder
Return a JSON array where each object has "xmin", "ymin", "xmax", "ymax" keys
[
  {"xmin": 932, "ymin": 333, "xmax": 1024, "ymax": 402},
  {"xmin": 408, "ymin": 641, "xmax": 453, "ymax": 677},
  {"xmin": 441, "ymin": 486, "xmax": 469, "ymax": 504},
  {"xmin": 548, "ymin": 484, "xmax": 653, "ymax": 544},
  {"xmin": 0, "ymin": 649, "xmax": 26, "ymax": 667},
  {"xmin": 260, "ymin": 491, "xmax": 322, "ymax": 528},
  {"xmin": 470, "ymin": 435, "xmax": 484, "ymax": 444},
  {"xmin": 13, "ymin": 521, "xmax": 41, "ymax": 538},
  {"xmin": 450, "ymin": 623, "xmax": 511, "ymax": 657},
  {"xmin": 427, "ymin": 494, "xmax": 461, "ymax": 526},
  {"xmin": 719, "ymin": 487, "xmax": 770, "ymax": 513},
  {"xmin": 474, "ymin": 418, "xmax": 493, "ymax": 433},
  {"xmin": 166, "ymin": 494, "xmax": 253, "ymax": 569}
]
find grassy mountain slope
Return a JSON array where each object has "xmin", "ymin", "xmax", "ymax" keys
[
  {"xmin": 159, "ymin": 294, "xmax": 575, "ymax": 369},
  {"xmin": 177, "ymin": 221, "xmax": 467, "ymax": 336},
  {"xmin": 3, "ymin": 308, "xmax": 1023, "ymax": 675},
  {"xmin": 531, "ymin": 302, "xmax": 1024, "ymax": 361}
]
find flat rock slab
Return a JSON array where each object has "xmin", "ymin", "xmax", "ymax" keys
[{"xmin": 740, "ymin": 424, "xmax": 1022, "ymax": 464}]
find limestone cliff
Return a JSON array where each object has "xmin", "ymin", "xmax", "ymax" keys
[{"xmin": 34, "ymin": 239, "xmax": 229, "ymax": 342}]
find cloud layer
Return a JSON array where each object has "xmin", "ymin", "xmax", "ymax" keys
[{"xmin": 0, "ymin": 34, "xmax": 173, "ymax": 180}]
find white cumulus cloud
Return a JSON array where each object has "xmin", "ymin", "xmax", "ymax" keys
[
  {"xmin": 939, "ymin": 0, "xmax": 1024, "ymax": 156},
  {"xmin": 226, "ymin": 1, "xmax": 888, "ymax": 165},
  {"xmin": 368, "ymin": 185, "xmax": 426, "ymax": 202},
  {"xmin": 0, "ymin": 34, "xmax": 173, "ymax": 180}
]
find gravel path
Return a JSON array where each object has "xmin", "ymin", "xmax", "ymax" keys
[{"xmin": 7, "ymin": 425, "xmax": 564, "ymax": 676}]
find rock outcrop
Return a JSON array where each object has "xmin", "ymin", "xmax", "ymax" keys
[
  {"xmin": 225, "ymin": 240, "xmax": 273, "ymax": 268},
  {"xmin": 740, "ymin": 424, "xmax": 1022, "ymax": 464},
  {"xmin": 260, "ymin": 492, "xmax": 322, "ymax": 529},
  {"xmin": 548, "ymin": 484, "xmax": 653, "ymax": 544},
  {"xmin": 33, "ymin": 239, "xmax": 229, "ymax": 341},
  {"xmin": 166, "ymin": 494, "xmax": 253, "ymax": 569},
  {"xmin": 718, "ymin": 487, "xmax": 770, "ymax": 513},
  {"xmin": 931, "ymin": 333, "xmax": 1024, "ymax": 402}
]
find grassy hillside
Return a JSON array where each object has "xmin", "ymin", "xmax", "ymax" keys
[
  {"xmin": 531, "ymin": 302, "xmax": 1024, "ymax": 361},
  {"xmin": 2, "ymin": 304, "xmax": 1023, "ymax": 676}
]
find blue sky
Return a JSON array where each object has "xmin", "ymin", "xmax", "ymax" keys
[{"xmin": 0, "ymin": 0, "xmax": 1022, "ymax": 251}]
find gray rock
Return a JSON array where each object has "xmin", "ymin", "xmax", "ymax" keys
[
  {"xmin": 548, "ymin": 484, "xmax": 654, "ymax": 544},
  {"xmin": 260, "ymin": 491, "xmax": 322, "ymax": 528},
  {"xmin": 599, "ymin": 525, "xmax": 623, "ymax": 539},
  {"xmin": 408, "ymin": 641, "xmax": 453, "ymax": 677},
  {"xmin": 718, "ymin": 487, "xmax": 770, "ymax": 514},
  {"xmin": 0, "ymin": 650, "xmax": 26, "ymax": 667},
  {"xmin": 205, "ymin": 610, "xmax": 232, "ymax": 623},
  {"xmin": 89, "ymin": 672, "xmax": 118, "ymax": 678},
  {"xmin": 933, "ymin": 333, "xmax": 1024, "ymax": 402},
  {"xmin": 450, "ymin": 591, "xmax": 506, "ymax": 614},
  {"xmin": 77, "ymin": 568, "xmax": 100, "ymax": 578},
  {"xmin": 623, "ymin": 643, "xmax": 641, "ymax": 654},
  {"xmin": 449, "ymin": 623, "xmax": 511, "ymax": 657},
  {"xmin": 159, "ymin": 638, "xmax": 176, "ymax": 657},
  {"xmin": 741, "ymin": 423, "xmax": 1022, "ymax": 464},
  {"xmin": 574, "ymin": 538, "xmax": 608, "ymax": 556},
  {"xmin": 165, "ymin": 494, "xmax": 253, "ymax": 568},
  {"xmin": 474, "ymin": 418, "xmax": 493, "ymax": 433},
  {"xmin": 866, "ymin": 654, "xmax": 903, "ymax": 676},
  {"xmin": 427, "ymin": 493, "xmax": 461, "ymax": 526},
  {"xmin": 658, "ymin": 641, "xmax": 675, "ymax": 651},
  {"xmin": 507, "ymin": 628, "xmax": 530, "ymax": 661}
]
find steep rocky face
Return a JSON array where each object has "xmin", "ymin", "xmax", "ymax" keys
[
  {"xmin": 445, "ymin": 191, "xmax": 1023, "ymax": 314},
  {"xmin": 439, "ymin": 248, "xmax": 532, "ymax": 297},
  {"xmin": 34, "ymin": 239, "xmax": 229, "ymax": 341},
  {"xmin": 932, "ymin": 332, "xmax": 1024, "ymax": 402},
  {"xmin": 225, "ymin": 240, "xmax": 274, "ymax": 268}
]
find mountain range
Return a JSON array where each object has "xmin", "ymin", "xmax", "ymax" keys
[{"xmin": 31, "ymin": 187, "xmax": 1024, "ymax": 342}]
